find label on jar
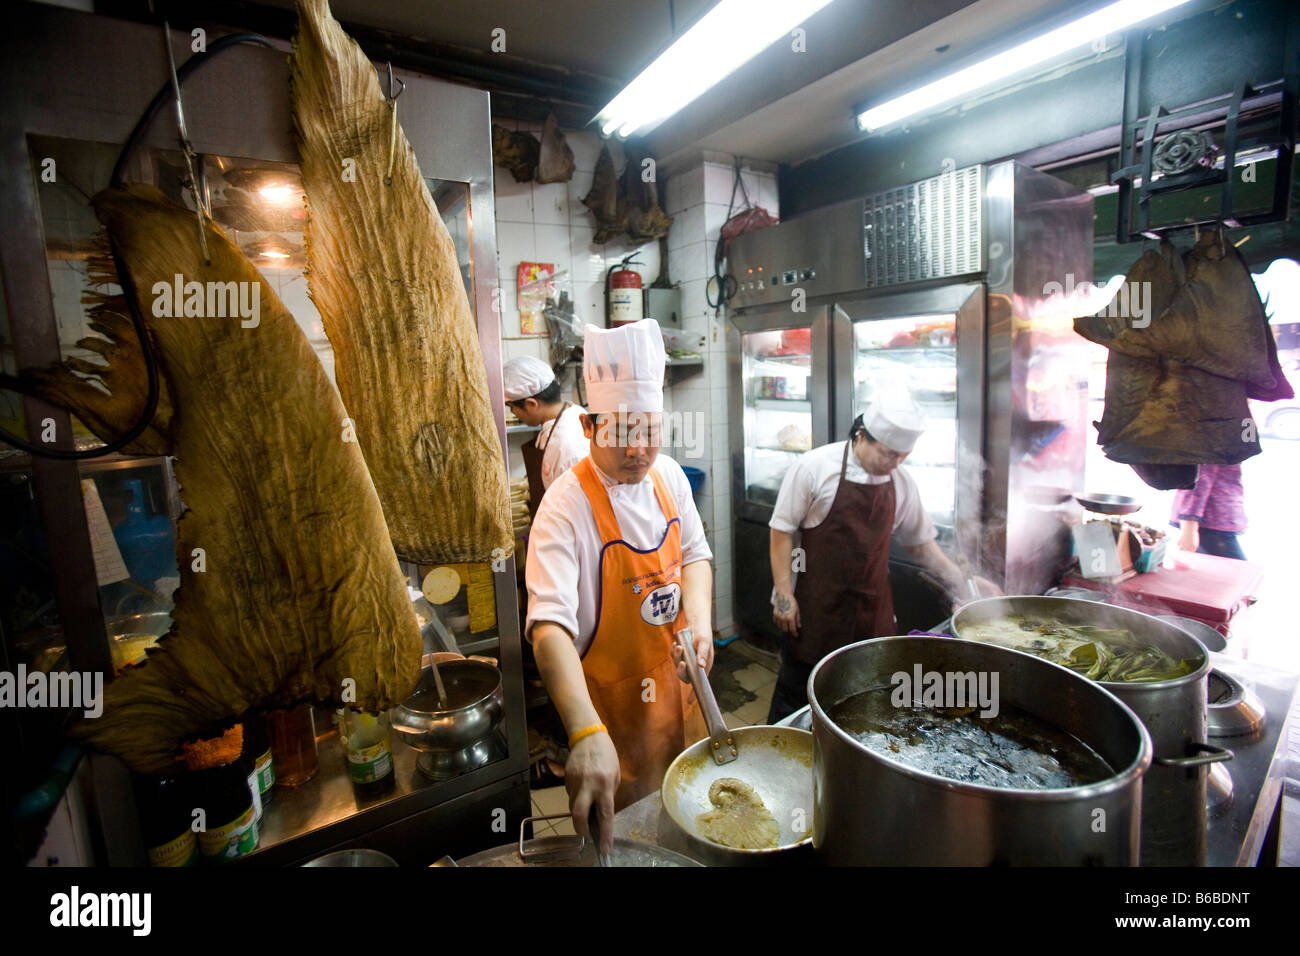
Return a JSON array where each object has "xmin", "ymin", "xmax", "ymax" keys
[
  {"xmin": 198, "ymin": 806, "xmax": 258, "ymax": 862},
  {"xmin": 147, "ymin": 830, "xmax": 199, "ymax": 868},
  {"xmin": 246, "ymin": 769, "xmax": 263, "ymax": 825},
  {"xmin": 346, "ymin": 741, "xmax": 393, "ymax": 784},
  {"xmin": 254, "ymin": 748, "xmax": 274, "ymax": 793}
]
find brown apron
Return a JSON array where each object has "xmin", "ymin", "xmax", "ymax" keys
[
  {"xmin": 521, "ymin": 403, "xmax": 571, "ymax": 519},
  {"xmin": 791, "ymin": 442, "xmax": 896, "ymax": 664}
]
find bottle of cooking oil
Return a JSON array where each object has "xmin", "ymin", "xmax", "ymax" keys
[{"xmin": 336, "ymin": 708, "xmax": 395, "ymax": 799}]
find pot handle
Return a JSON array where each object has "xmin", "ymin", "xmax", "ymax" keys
[
  {"xmin": 675, "ymin": 628, "xmax": 738, "ymax": 765},
  {"xmin": 519, "ymin": 814, "xmax": 585, "ymax": 861},
  {"xmin": 1155, "ymin": 742, "xmax": 1234, "ymax": 769}
]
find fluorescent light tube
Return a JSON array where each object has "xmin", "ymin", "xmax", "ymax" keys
[
  {"xmin": 594, "ymin": 0, "xmax": 836, "ymax": 139},
  {"xmin": 856, "ymin": 0, "xmax": 1193, "ymax": 132}
]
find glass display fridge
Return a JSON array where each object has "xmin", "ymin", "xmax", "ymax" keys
[
  {"xmin": 1, "ymin": 5, "xmax": 528, "ymax": 866},
  {"xmin": 728, "ymin": 161, "xmax": 1094, "ymax": 640}
]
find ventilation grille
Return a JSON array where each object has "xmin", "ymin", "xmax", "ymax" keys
[{"xmin": 863, "ymin": 165, "xmax": 983, "ymax": 288}]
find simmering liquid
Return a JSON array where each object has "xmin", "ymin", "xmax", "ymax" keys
[{"xmin": 828, "ymin": 688, "xmax": 1113, "ymax": 790}]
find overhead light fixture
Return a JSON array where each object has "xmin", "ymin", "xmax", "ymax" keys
[
  {"xmin": 855, "ymin": 0, "xmax": 1193, "ymax": 132},
  {"xmin": 258, "ymin": 184, "xmax": 299, "ymax": 204},
  {"xmin": 594, "ymin": 0, "xmax": 836, "ymax": 139},
  {"xmin": 259, "ymin": 249, "xmax": 291, "ymax": 260}
]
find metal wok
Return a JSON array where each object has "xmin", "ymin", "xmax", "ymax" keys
[{"xmin": 660, "ymin": 630, "xmax": 813, "ymax": 866}]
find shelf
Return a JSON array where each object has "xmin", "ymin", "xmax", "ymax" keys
[
  {"xmin": 855, "ymin": 345, "xmax": 955, "ymax": 355},
  {"xmin": 505, "ymin": 424, "xmax": 539, "ymax": 435},
  {"xmin": 751, "ymin": 398, "xmax": 811, "ymax": 412},
  {"xmin": 751, "ymin": 445, "xmax": 808, "ymax": 454}
]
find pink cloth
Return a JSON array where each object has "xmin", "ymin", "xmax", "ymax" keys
[{"xmin": 1170, "ymin": 464, "xmax": 1246, "ymax": 533}]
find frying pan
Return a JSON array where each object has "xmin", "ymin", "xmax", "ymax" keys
[
  {"xmin": 1074, "ymin": 492, "xmax": 1141, "ymax": 515},
  {"xmin": 659, "ymin": 629, "xmax": 814, "ymax": 865}
]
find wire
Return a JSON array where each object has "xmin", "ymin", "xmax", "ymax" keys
[
  {"xmin": 0, "ymin": 31, "xmax": 273, "ymax": 460},
  {"xmin": 706, "ymin": 158, "xmax": 751, "ymax": 311}
]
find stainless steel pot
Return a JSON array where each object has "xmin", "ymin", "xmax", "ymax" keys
[
  {"xmin": 809, "ymin": 636, "xmax": 1152, "ymax": 866},
  {"xmin": 951, "ymin": 596, "xmax": 1233, "ymax": 866},
  {"xmin": 449, "ymin": 815, "xmax": 701, "ymax": 867},
  {"xmin": 390, "ymin": 659, "xmax": 504, "ymax": 752}
]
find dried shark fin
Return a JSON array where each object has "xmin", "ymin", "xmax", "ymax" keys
[
  {"xmin": 0, "ymin": 230, "xmax": 174, "ymax": 455},
  {"xmin": 536, "ymin": 113, "xmax": 575, "ymax": 184},
  {"xmin": 292, "ymin": 0, "xmax": 512, "ymax": 563},
  {"xmin": 69, "ymin": 184, "xmax": 421, "ymax": 774},
  {"xmin": 583, "ymin": 143, "xmax": 627, "ymax": 243},
  {"xmin": 492, "ymin": 123, "xmax": 540, "ymax": 183}
]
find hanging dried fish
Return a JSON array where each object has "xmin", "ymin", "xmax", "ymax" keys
[
  {"xmin": 583, "ymin": 142, "xmax": 627, "ymax": 243},
  {"xmin": 492, "ymin": 123, "xmax": 540, "ymax": 183},
  {"xmin": 621, "ymin": 144, "xmax": 672, "ymax": 243},
  {"xmin": 536, "ymin": 113, "xmax": 575, "ymax": 184},
  {"xmin": 67, "ymin": 184, "xmax": 421, "ymax": 774},
  {"xmin": 292, "ymin": 0, "xmax": 512, "ymax": 563}
]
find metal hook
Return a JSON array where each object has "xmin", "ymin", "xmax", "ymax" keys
[{"xmin": 383, "ymin": 61, "xmax": 405, "ymax": 102}]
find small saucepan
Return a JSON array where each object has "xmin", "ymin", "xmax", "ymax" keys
[{"xmin": 659, "ymin": 630, "xmax": 814, "ymax": 866}]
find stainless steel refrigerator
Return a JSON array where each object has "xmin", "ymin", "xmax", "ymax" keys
[{"xmin": 728, "ymin": 161, "xmax": 1094, "ymax": 640}]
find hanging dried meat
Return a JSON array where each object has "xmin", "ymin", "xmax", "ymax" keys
[
  {"xmin": 492, "ymin": 123, "xmax": 540, "ymax": 183},
  {"xmin": 621, "ymin": 143, "xmax": 672, "ymax": 243},
  {"xmin": 536, "ymin": 113, "xmax": 575, "ymax": 184},
  {"xmin": 65, "ymin": 184, "xmax": 421, "ymax": 773},
  {"xmin": 292, "ymin": 0, "xmax": 512, "ymax": 563},
  {"xmin": 583, "ymin": 143, "xmax": 627, "ymax": 243},
  {"xmin": 1075, "ymin": 227, "xmax": 1293, "ymax": 490}
]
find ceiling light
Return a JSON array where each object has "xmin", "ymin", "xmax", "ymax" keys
[
  {"xmin": 259, "ymin": 249, "xmax": 291, "ymax": 260},
  {"xmin": 594, "ymin": 0, "xmax": 837, "ymax": 139},
  {"xmin": 855, "ymin": 0, "xmax": 1193, "ymax": 132},
  {"xmin": 258, "ymin": 185, "xmax": 298, "ymax": 204}
]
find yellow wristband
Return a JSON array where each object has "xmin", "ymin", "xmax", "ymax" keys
[{"xmin": 568, "ymin": 723, "xmax": 608, "ymax": 749}]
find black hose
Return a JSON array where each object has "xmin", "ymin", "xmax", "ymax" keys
[{"xmin": 0, "ymin": 31, "xmax": 274, "ymax": 460}]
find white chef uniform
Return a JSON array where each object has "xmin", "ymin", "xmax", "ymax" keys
[{"xmin": 535, "ymin": 406, "xmax": 588, "ymax": 490}]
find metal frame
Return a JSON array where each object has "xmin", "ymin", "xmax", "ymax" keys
[{"xmin": 0, "ymin": 4, "xmax": 526, "ymax": 864}]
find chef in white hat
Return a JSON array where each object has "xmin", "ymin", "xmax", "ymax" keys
[
  {"xmin": 502, "ymin": 355, "xmax": 588, "ymax": 515},
  {"xmin": 766, "ymin": 391, "xmax": 998, "ymax": 722},
  {"xmin": 525, "ymin": 319, "xmax": 712, "ymax": 854}
]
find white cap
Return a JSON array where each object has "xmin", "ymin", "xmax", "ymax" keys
[
  {"xmin": 502, "ymin": 356, "xmax": 555, "ymax": 402},
  {"xmin": 583, "ymin": 319, "xmax": 665, "ymax": 414},
  {"xmin": 862, "ymin": 391, "xmax": 927, "ymax": 453}
]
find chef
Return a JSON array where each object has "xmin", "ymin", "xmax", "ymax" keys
[
  {"xmin": 766, "ymin": 392, "xmax": 997, "ymax": 722},
  {"xmin": 525, "ymin": 319, "xmax": 712, "ymax": 855},
  {"xmin": 503, "ymin": 355, "xmax": 588, "ymax": 515}
]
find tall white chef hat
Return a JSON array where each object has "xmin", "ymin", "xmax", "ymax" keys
[
  {"xmin": 861, "ymin": 391, "xmax": 927, "ymax": 453},
  {"xmin": 583, "ymin": 319, "xmax": 665, "ymax": 414},
  {"xmin": 502, "ymin": 356, "xmax": 556, "ymax": 402}
]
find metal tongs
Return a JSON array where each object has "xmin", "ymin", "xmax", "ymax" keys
[{"xmin": 675, "ymin": 628, "xmax": 737, "ymax": 765}]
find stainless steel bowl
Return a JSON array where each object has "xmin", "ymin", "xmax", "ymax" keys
[
  {"xmin": 302, "ymin": 848, "xmax": 398, "ymax": 867},
  {"xmin": 390, "ymin": 659, "xmax": 504, "ymax": 752}
]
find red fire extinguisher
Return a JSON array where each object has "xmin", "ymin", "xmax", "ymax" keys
[{"xmin": 605, "ymin": 254, "xmax": 643, "ymax": 328}]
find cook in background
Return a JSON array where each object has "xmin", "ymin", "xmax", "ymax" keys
[
  {"xmin": 525, "ymin": 320, "xmax": 712, "ymax": 856},
  {"xmin": 1171, "ymin": 463, "xmax": 1247, "ymax": 560},
  {"xmin": 767, "ymin": 392, "xmax": 999, "ymax": 722},
  {"xmin": 503, "ymin": 355, "xmax": 589, "ymax": 516}
]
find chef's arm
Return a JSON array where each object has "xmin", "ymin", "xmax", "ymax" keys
[
  {"xmin": 677, "ymin": 559, "xmax": 714, "ymax": 677},
  {"xmin": 769, "ymin": 529, "xmax": 801, "ymax": 636},
  {"xmin": 905, "ymin": 539, "xmax": 1001, "ymax": 598},
  {"xmin": 531, "ymin": 621, "xmax": 618, "ymax": 855}
]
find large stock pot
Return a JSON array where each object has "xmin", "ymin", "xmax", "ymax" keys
[
  {"xmin": 809, "ymin": 636, "xmax": 1151, "ymax": 866},
  {"xmin": 952, "ymin": 596, "xmax": 1232, "ymax": 865}
]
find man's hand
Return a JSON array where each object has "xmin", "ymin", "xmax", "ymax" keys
[
  {"xmin": 1178, "ymin": 520, "xmax": 1199, "ymax": 553},
  {"xmin": 773, "ymin": 590, "xmax": 801, "ymax": 637},
  {"xmin": 673, "ymin": 628, "xmax": 714, "ymax": 681},
  {"xmin": 971, "ymin": 576, "xmax": 1002, "ymax": 597},
  {"xmin": 565, "ymin": 731, "xmax": 619, "ymax": 857}
]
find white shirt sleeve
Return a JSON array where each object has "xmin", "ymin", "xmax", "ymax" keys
[
  {"xmin": 657, "ymin": 456, "xmax": 712, "ymax": 564},
  {"xmin": 524, "ymin": 495, "xmax": 582, "ymax": 643},
  {"xmin": 540, "ymin": 407, "xmax": 589, "ymax": 489},
  {"xmin": 890, "ymin": 466, "xmax": 938, "ymax": 547},
  {"xmin": 769, "ymin": 456, "xmax": 815, "ymax": 534}
]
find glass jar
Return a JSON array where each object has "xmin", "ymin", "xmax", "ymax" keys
[{"xmin": 267, "ymin": 703, "xmax": 318, "ymax": 788}]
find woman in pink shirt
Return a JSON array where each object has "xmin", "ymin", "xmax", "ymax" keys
[{"xmin": 1170, "ymin": 464, "xmax": 1247, "ymax": 560}]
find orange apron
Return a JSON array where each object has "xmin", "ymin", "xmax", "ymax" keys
[{"xmin": 573, "ymin": 458, "xmax": 707, "ymax": 809}]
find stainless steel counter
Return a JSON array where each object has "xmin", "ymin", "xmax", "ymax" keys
[{"xmin": 613, "ymin": 653, "xmax": 1299, "ymax": 866}]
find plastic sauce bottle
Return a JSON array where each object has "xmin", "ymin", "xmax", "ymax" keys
[{"xmin": 337, "ymin": 708, "xmax": 395, "ymax": 799}]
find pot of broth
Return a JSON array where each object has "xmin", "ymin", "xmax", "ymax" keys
[
  {"xmin": 951, "ymin": 596, "xmax": 1233, "ymax": 865},
  {"xmin": 809, "ymin": 636, "xmax": 1151, "ymax": 865}
]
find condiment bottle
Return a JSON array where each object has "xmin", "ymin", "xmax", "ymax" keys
[
  {"xmin": 134, "ymin": 772, "xmax": 199, "ymax": 868},
  {"xmin": 267, "ymin": 702, "xmax": 318, "ymax": 788},
  {"xmin": 183, "ymin": 726, "xmax": 259, "ymax": 864},
  {"xmin": 336, "ymin": 708, "xmax": 395, "ymax": 798}
]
